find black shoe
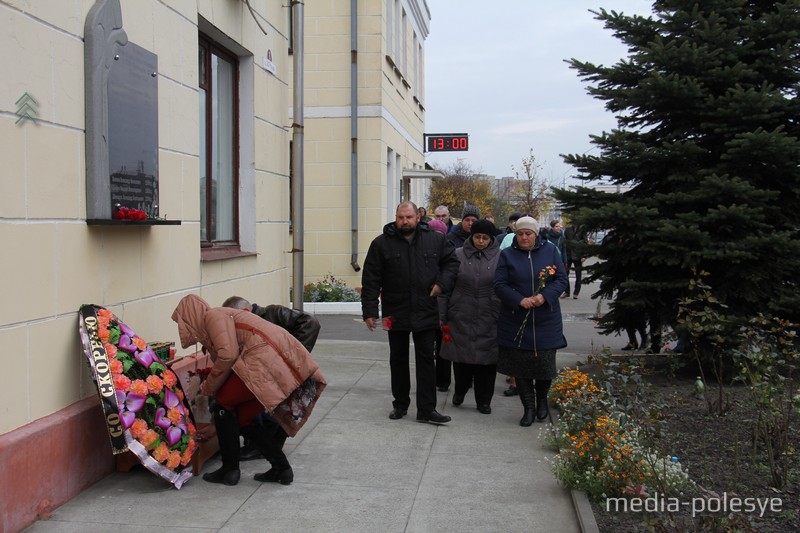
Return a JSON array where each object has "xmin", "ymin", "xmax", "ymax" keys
[
  {"xmin": 254, "ymin": 466, "xmax": 293, "ymax": 485},
  {"xmin": 536, "ymin": 399, "xmax": 549, "ymax": 422},
  {"xmin": 437, "ymin": 386, "xmax": 449, "ymax": 392},
  {"xmin": 452, "ymin": 393, "xmax": 465, "ymax": 406},
  {"xmin": 239, "ymin": 443, "xmax": 262, "ymax": 462},
  {"xmin": 520, "ymin": 408, "xmax": 535, "ymax": 427},
  {"xmin": 621, "ymin": 343, "xmax": 636, "ymax": 351},
  {"xmin": 503, "ymin": 386, "xmax": 518, "ymax": 397},
  {"xmin": 203, "ymin": 465, "xmax": 241, "ymax": 486},
  {"xmin": 388, "ymin": 408, "xmax": 407, "ymax": 420},
  {"xmin": 416, "ymin": 410, "xmax": 451, "ymax": 424},
  {"xmin": 477, "ymin": 404, "xmax": 492, "ymax": 414}
]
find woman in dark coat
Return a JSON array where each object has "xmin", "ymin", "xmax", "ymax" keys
[
  {"xmin": 438, "ymin": 220, "xmax": 501, "ymax": 414},
  {"xmin": 494, "ymin": 217, "xmax": 568, "ymax": 426}
]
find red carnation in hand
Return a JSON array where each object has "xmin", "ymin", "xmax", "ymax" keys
[
  {"xmin": 382, "ymin": 316, "xmax": 393, "ymax": 331},
  {"xmin": 441, "ymin": 324, "xmax": 452, "ymax": 343}
]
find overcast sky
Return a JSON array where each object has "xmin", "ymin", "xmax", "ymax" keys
[{"xmin": 424, "ymin": 0, "xmax": 654, "ymax": 187}]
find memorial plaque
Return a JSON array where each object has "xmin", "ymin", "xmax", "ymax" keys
[{"xmin": 107, "ymin": 42, "xmax": 159, "ymax": 217}]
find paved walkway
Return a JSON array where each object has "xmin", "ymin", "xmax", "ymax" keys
[{"xmin": 24, "ymin": 287, "xmax": 617, "ymax": 533}]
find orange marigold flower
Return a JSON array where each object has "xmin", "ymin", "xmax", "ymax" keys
[
  {"xmin": 133, "ymin": 336, "xmax": 147, "ymax": 351},
  {"xmin": 129, "ymin": 379, "xmax": 148, "ymax": 396},
  {"xmin": 140, "ymin": 429, "xmax": 159, "ymax": 449},
  {"xmin": 162, "ymin": 370, "xmax": 178, "ymax": 388},
  {"xmin": 146, "ymin": 375, "xmax": 164, "ymax": 395},
  {"xmin": 110, "ymin": 358, "xmax": 124, "ymax": 375},
  {"xmin": 130, "ymin": 418, "xmax": 148, "ymax": 439},
  {"xmin": 113, "ymin": 374, "xmax": 131, "ymax": 391},
  {"xmin": 153, "ymin": 442, "xmax": 170, "ymax": 463},
  {"xmin": 166, "ymin": 450, "xmax": 181, "ymax": 470}
]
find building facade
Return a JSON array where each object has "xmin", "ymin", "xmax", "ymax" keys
[
  {"xmin": 298, "ymin": 0, "xmax": 435, "ymax": 290},
  {"xmin": 0, "ymin": 1, "xmax": 291, "ymax": 530}
]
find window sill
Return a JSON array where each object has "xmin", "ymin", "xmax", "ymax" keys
[
  {"xmin": 200, "ymin": 247, "xmax": 257, "ymax": 262},
  {"xmin": 86, "ymin": 219, "xmax": 182, "ymax": 226}
]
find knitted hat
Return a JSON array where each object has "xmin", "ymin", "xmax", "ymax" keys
[
  {"xmin": 427, "ymin": 219, "xmax": 448, "ymax": 235},
  {"xmin": 515, "ymin": 216, "xmax": 540, "ymax": 234},
  {"xmin": 470, "ymin": 219, "xmax": 496, "ymax": 237},
  {"xmin": 461, "ymin": 205, "xmax": 481, "ymax": 221}
]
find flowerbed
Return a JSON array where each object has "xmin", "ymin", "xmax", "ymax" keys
[{"xmin": 542, "ymin": 367, "xmax": 694, "ymax": 502}]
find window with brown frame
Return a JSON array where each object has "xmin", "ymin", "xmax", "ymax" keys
[{"xmin": 198, "ymin": 35, "xmax": 239, "ymax": 248}]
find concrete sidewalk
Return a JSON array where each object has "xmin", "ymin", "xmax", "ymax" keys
[{"xmin": 24, "ymin": 287, "xmax": 614, "ymax": 533}]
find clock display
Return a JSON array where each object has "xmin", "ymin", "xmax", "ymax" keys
[{"xmin": 425, "ymin": 133, "xmax": 469, "ymax": 152}]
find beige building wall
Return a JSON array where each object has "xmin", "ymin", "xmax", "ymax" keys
[
  {"xmin": 0, "ymin": 0, "xmax": 291, "ymax": 436},
  {"xmin": 299, "ymin": 0, "xmax": 433, "ymax": 290}
]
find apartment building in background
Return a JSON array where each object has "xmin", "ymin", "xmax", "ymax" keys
[{"xmin": 298, "ymin": 0, "xmax": 437, "ymax": 290}]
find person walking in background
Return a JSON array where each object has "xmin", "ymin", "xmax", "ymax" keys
[
  {"xmin": 171, "ymin": 294, "xmax": 326, "ymax": 486},
  {"xmin": 504, "ymin": 212, "xmax": 522, "ymax": 235},
  {"xmin": 427, "ymin": 218, "xmax": 453, "ymax": 392},
  {"xmin": 433, "ymin": 205, "xmax": 454, "ymax": 232},
  {"xmin": 484, "ymin": 214, "xmax": 503, "ymax": 236},
  {"xmin": 438, "ymin": 219, "xmax": 501, "ymax": 414},
  {"xmin": 447, "ymin": 204, "xmax": 481, "ymax": 248},
  {"xmin": 563, "ymin": 224, "xmax": 587, "ymax": 299},
  {"xmin": 494, "ymin": 217, "xmax": 568, "ymax": 427},
  {"xmin": 361, "ymin": 202, "xmax": 460, "ymax": 424},
  {"xmin": 546, "ymin": 220, "xmax": 569, "ymax": 298},
  {"xmin": 221, "ymin": 296, "xmax": 321, "ymax": 461},
  {"xmin": 418, "ymin": 206, "xmax": 431, "ymax": 223}
]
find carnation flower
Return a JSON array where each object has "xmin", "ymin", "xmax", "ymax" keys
[
  {"xmin": 113, "ymin": 374, "xmax": 131, "ymax": 391},
  {"xmin": 153, "ymin": 442, "xmax": 170, "ymax": 463},
  {"xmin": 146, "ymin": 375, "xmax": 164, "ymax": 395},
  {"xmin": 130, "ymin": 418, "xmax": 148, "ymax": 439},
  {"xmin": 162, "ymin": 370, "xmax": 178, "ymax": 388},
  {"xmin": 129, "ymin": 379, "xmax": 148, "ymax": 396}
]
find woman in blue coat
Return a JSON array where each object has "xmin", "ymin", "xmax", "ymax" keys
[{"xmin": 494, "ymin": 217, "xmax": 568, "ymax": 426}]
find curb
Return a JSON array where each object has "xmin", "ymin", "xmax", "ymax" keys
[{"xmin": 571, "ymin": 489, "xmax": 601, "ymax": 533}]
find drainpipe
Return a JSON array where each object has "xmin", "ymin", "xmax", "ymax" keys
[
  {"xmin": 349, "ymin": 0, "xmax": 361, "ymax": 272},
  {"xmin": 291, "ymin": 0, "xmax": 305, "ymax": 310}
]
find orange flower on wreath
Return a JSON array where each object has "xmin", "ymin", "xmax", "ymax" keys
[
  {"xmin": 153, "ymin": 442, "xmax": 170, "ymax": 463},
  {"xmin": 140, "ymin": 429, "xmax": 159, "ymax": 449},
  {"xmin": 113, "ymin": 374, "xmax": 131, "ymax": 391},
  {"xmin": 162, "ymin": 370, "xmax": 178, "ymax": 388},
  {"xmin": 98, "ymin": 328, "xmax": 110, "ymax": 342},
  {"xmin": 104, "ymin": 343, "xmax": 118, "ymax": 359},
  {"xmin": 129, "ymin": 379, "xmax": 148, "ymax": 396},
  {"xmin": 110, "ymin": 358, "xmax": 124, "ymax": 376},
  {"xmin": 130, "ymin": 418, "xmax": 149, "ymax": 439},
  {"xmin": 146, "ymin": 375, "xmax": 164, "ymax": 395},
  {"xmin": 133, "ymin": 336, "xmax": 147, "ymax": 351},
  {"xmin": 166, "ymin": 450, "xmax": 182, "ymax": 470}
]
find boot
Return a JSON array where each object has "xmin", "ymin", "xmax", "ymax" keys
[
  {"xmin": 535, "ymin": 380, "xmax": 551, "ymax": 422},
  {"xmin": 516, "ymin": 378, "xmax": 536, "ymax": 427},
  {"xmin": 242, "ymin": 423, "xmax": 293, "ymax": 485},
  {"xmin": 203, "ymin": 406, "xmax": 241, "ymax": 486}
]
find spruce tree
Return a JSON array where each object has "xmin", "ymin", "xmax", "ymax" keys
[{"xmin": 555, "ymin": 0, "xmax": 800, "ymax": 349}]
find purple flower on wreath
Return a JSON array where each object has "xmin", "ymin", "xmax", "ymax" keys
[
  {"xmin": 154, "ymin": 407, "xmax": 172, "ymax": 430},
  {"xmin": 118, "ymin": 334, "xmax": 137, "ymax": 353},
  {"xmin": 116, "ymin": 390, "xmax": 146, "ymax": 429},
  {"xmin": 134, "ymin": 347, "xmax": 157, "ymax": 369}
]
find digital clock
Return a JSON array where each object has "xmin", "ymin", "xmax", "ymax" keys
[{"xmin": 425, "ymin": 133, "xmax": 469, "ymax": 152}]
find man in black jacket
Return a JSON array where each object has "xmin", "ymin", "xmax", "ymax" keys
[{"xmin": 361, "ymin": 201, "xmax": 460, "ymax": 424}]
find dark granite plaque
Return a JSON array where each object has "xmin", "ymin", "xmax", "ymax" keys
[{"xmin": 107, "ymin": 42, "xmax": 159, "ymax": 217}]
